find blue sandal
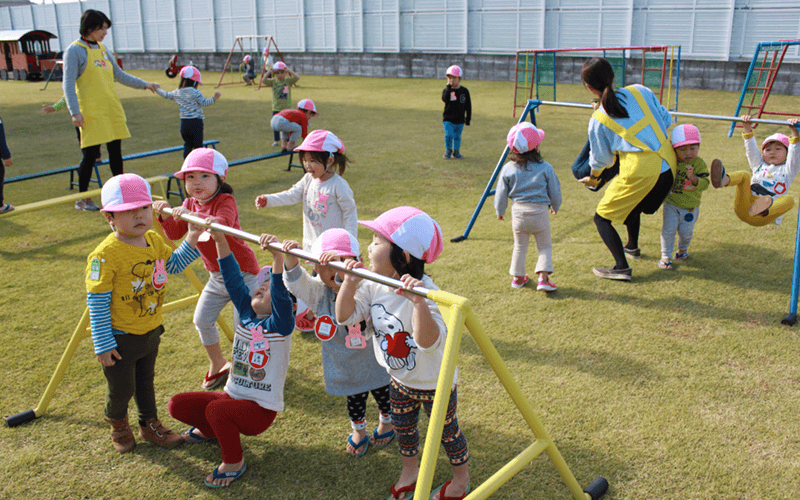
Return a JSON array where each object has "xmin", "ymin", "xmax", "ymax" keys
[
  {"xmin": 371, "ymin": 427, "xmax": 396, "ymax": 448},
  {"xmin": 204, "ymin": 463, "xmax": 247, "ymax": 488},
  {"xmin": 347, "ymin": 433, "xmax": 370, "ymax": 457},
  {"xmin": 182, "ymin": 427, "xmax": 215, "ymax": 443},
  {"xmin": 674, "ymin": 251, "xmax": 689, "ymax": 262},
  {"xmin": 0, "ymin": 204, "xmax": 14, "ymax": 214}
]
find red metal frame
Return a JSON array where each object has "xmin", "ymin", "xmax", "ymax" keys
[
  {"xmin": 513, "ymin": 45, "xmax": 676, "ymax": 117},
  {"xmin": 734, "ymin": 42, "xmax": 795, "ymax": 131}
]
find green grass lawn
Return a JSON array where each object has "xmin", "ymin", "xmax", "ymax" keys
[{"xmin": 1, "ymin": 71, "xmax": 800, "ymax": 499}]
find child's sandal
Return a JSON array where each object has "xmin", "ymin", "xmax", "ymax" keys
[{"xmin": 658, "ymin": 260, "xmax": 673, "ymax": 270}]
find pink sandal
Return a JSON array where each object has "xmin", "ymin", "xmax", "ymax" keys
[{"xmin": 202, "ymin": 363, "xmax": 230, "ymax": 390}]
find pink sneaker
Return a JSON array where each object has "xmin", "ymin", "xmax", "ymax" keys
[
  {"xmin": 537, "ymin": 279, "xmax": 557, "ymax": 292},
  {"xmin": 511, "ymin": 275, "xmax": 529, "ymax": 288}
]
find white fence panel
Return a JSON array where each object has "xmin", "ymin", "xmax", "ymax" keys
[
  {"xmin": 730, "ymin": 6, "xmax": 800, "ymax": 62},
  {"xmin": 141, "ymin": 0, "xmax": 178, "ymax": 52},
  {"xmin": 32, "ymin": 4, "xmax": 62, "ymax": 52},
  {"xmin": 176, "ymin": 0, "xmax": 214, "ymax": 51},
  {"xmin": 256, "ymin": 0, "xmax": 303, "ymax": 51},
  {"xmin": 305, "ymin": 0, "xmax": 335, "ymax": 51},
  {"xmin": 364, "ymin": 0, "xmax": 398, "ymax": 52},
  {"xmin": 108, "ymin": 0, "xmax": 143, "ymax": 52},
  {"xmin": 0, "ymin": 9, "xmax": 11, "ymax": 31},
  {"xmin": 337, "ymin": 0, "xmax": 362, "ymax": 52},
  {"xmin": 9, "ymin": 6, "xmax": 33, "ymax": 30}
]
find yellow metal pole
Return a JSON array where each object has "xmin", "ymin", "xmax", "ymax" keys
[
  {"xmin": 414, "ymin": 291, "xmax": 469, "ymax": 499},
  {"xmin": 32, "ymin": 307, "xmax": 91, "ymax": 417},
  {"xmin": 467, "ymin": 439, "xmax": 551, "ymax": 499},
  {"xmin": 463, "ymin": 310, "xmax": 590, "ymax": 500}
]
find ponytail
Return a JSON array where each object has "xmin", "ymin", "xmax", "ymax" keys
[{"xmin": 581, "ymin": 58, "xmax": 628, "ymax": 119}]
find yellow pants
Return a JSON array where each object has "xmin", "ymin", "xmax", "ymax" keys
[
  {"xmin": 597, "ymin": 151, "xmax": 662, "ymax": 223},
  {"xmin": 728, "ymin": 171, "xmax": 793, "ymax": 226}
]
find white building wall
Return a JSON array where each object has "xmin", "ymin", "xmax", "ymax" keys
[{"xmin": 0, "ymin": 0, "xmax": 799, "ymax": 62}]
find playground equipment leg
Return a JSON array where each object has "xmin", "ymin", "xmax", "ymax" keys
[{"xmin": 782, "ymin": 193, "xmax": 800, "ymax": 325}]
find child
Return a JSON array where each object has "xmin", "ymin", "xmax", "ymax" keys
[
  {"xmin": 336, "ymin": 207, "xmax": 471, "ymax": 500},
  {"xmin": 86, "ymin": 173, "xmax": 202, "ymax": 453},
  {"xmin": 0, "ymin": 115, "xmax": 14, "ymax": 214},
  {"xmin": 261, "ymin": 61, "xmax": 300, "ymax": 147},
  {"xmin": 153, "ymin": 148, "xmax": 261, "ymax": 391},
  {"xmin": 659, "ymin": 124, "xmax": 710, "ymax": 269},
  {"xmin": 155, "ymin": 66, "xmax": 221, "ymax": 158},
  {"xmin": 711, "ymin": 115, "xmax": 800, "ymax": 226},
  {"xmin": 495, "ymin": 122, "xmax": 561, "ymax": 292},
  {"xmin": 255, "ymin": 129, "xmax": 356, "ymax": 252},
  {"xmin": 269, "ymin": 98, "xmax": 317, "ymax": 152},
  {"xmin": 168, "ymin": 229, "xmax": 294, "ymax": 488},
  {"xmin": 282, "ymin": 229, "xmax": 393, "ymax": 457},
  {"xmin": 242, "ymin": 55, "xmax": 256, "ymax": 85},
  {"xmin": 441, "ymin": 65, "xmax": 471, "ymax": 159}
]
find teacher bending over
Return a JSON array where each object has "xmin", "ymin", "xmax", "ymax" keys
[
  {"xmin": 63, "ymin": 9, "xmax": 159, "ymax": 211},
  {"xmin": 580, "ymin": 57, "xmax": 676, "ymax": 281}
]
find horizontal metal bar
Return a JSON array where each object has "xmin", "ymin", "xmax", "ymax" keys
[
  {"xmin": 531, "ymin": 100, "xmax": 800, "ymax": 128},
  {"xmin": 158, "ymin": 207, "xmax": 431, "ymax": 297}
]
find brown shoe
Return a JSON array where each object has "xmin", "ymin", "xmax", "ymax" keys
[
  {"xmin": 710, "ymin": 159, "xmax": 726, "ymax": 189},
  {"xmin": 139, "ymin": 418, "xmax": 183, "ymax": 449},
  {"xmin": 105, "ymin": 416, "xmax": 136, "ymax": 453},
  {"xmin": 748, "ymin": 196, "xmax": 773, "ymax": 217}
]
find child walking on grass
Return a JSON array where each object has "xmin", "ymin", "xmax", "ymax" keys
[
  {"xmin": 495, "ymin": 122, "xmax": 561, "ymax": 292},
  {"xmin": 336, "ymin": 207, "xmax": 471, "ymax": 500},
  {"xmin": 658, "ymin": 124, "xmax": 709, "ymax": 270},
  {"xmin": 169, "ymin": 229, "xmax": 294, "ymax": 488},
  {"xmin": 711, "ymin": 115, "xmax": 800, "ymax": 226},
  {"xmin": 441, "ymin": 65, "xmax": 471, "ymax": 159},
  {"xmin": 155, "ymin": 66, "xmax": 220, "ymax": 158},
  {"xmin": 0, "ymin": 116, "xmax": 14, "ymax": 214},
  {"xmin": 261, "ymin": 61, "xmax": 300, "ymax": 146},
  {"xmin": 282, "ymin": 228, "xmax": 393, "ymax": 458},
  {"xmin": 153, "ymin": 149, "xmax": 261, "ymax": 391},
  {"xmin": 86, "ymin": 173, "xmax": 201, "ymax": 453}
]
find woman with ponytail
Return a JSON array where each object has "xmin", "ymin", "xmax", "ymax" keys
[{"xmin": 579, "ymin": 57, "xmax": 676, "ymax": 281}]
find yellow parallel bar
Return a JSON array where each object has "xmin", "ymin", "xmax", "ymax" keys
[
  {"xmin": 415, "ymin": 290, "xmax": 470, "ymax": 500},
  {"xmin": 463, "ymin": 310, "xmax": 589, "ymax": 500},
  {"xmin": 466, "ymin": 438, "xmax": 551, "ymax": 499}
]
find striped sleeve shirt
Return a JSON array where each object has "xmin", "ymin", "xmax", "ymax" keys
[
  {"xmin": 87, "ymin": 239, "xmax": 200, "ymax": 355},
  {"xmin": 156, "ymin": 87, "xmax": 216, "ymax": 119}
]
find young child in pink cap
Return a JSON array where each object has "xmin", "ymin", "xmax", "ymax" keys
[
  {"xmin": 261, "ymin": 60, "xmax": 300, "ymax": 146},
  {"xmin": 442, "ymin": 65, "xmax": 471, "ymax": 159},
  {"xmin": 495, "ymin": 122, "xmax": 561, "ymax": 292},
  {"xmin": 270, "ymin": 98, "xmax": 317, "ymax": 151},
  {"xmin": 153, "ymin": 149, "xmax": 261, "ymax": 391},
  {"xmin": 282, "ymin": 228, "xmax": 393, "ymax": 458},
  {"xmin": 242, "ymin": 54, "xmax": 256, "ymax": 85},
  {"xmin": 168, "ymin": 228, "xmax": 294, "ymax": 489},
  {"xmin": 658, "ymin": 124, "xmax": 710, "ymax": 270},
  {"xmin": 336, "ymin": 206, "xmax": 471, "ymax": 500},
  {"xmin": 86, "ymin": 173, "xmax": 202, "ymax": 453},
  {"xmin": 711, "ymin": 115, "xmax": 800, "ymax": 226},
  {"xmin": 155, "ymin": 66, "xmax": 221, "ymax": 158}
]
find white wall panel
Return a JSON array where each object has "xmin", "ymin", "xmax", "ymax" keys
[
  {"xmin": 305, "ymin": 0, "xmax": 335, "ymax": 51},
  {"xmin": 32, "ymin": 4, "xmax": 62, "ymax": 52},
  {"xmin": 364, "ymin": 0, "xmax": 398, "ymax": 51},
  {"xmin": 176, "ymin": 0, "xmax": 214, "ymax": 51},
  {"xmin": 0, "ymin": 9, "xmax": 11, "ymax": 30},
  {"xmin": 140, "ymin": 0, "xmax": 177, "ymax": 52},
  {"xmin": 54, "ymin": 2, "xmax": 82, "ymax": 52},
  {"xmin": 256, "ymin": 0, "xmax": 303, "ymax": 51},
  {"xmin": 9, "ymin": 6, "xmax": 33, "ymax": 30},
  {"xmin": 108, "ymin": 0, "xmax": 143, "ymax": 52}
]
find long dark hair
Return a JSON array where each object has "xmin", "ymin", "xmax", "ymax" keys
[
  {"xmin": 179, "ymin": 77, "xmax": 198, "ymax": 89},
  {"xmin": 389, "ymin": 242, "xmax": 425, "ymax": 280},
  {"xmin": 80, "ymin": 10, "xmax": 112, "ymax": 37},
  {"xmin": 581, "ymin": 57, "xmax": 628, "ymax": 119},
  {"xmin": 215, "ymin": 174, "xmax": 233, "ymax": 196},
  {"xmin": 300, "ymin": 150, "xmax": 350, "ymax": 176}
]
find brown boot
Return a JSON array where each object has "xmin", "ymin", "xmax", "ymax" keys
[
  {"xmin": 105, "ymin": 416, "xmax": 136, "ymax": 453},
  {"xmin": 139, "ymin": 418, "xmax": 183, "ymax": 449}
]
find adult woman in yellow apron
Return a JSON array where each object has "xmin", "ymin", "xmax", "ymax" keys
[
  {"xmin": 63, "ymin": 10, "xmax": 160, "ymax": 211},
  {"xmin": 580, "ymin": 58, "xmax": 677, "ymax": 281}
]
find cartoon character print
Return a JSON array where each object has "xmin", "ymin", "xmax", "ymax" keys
[
  {"xmin": 371, "ymin": 304, "xmax": 417, "ymax": 371},
  {"xmin": 306, "ymin": 191, "xmax": 329, "ymax": 227},
  {"xmin": 753, "ymin": 168, "xmax": 786, "ymax": 196},
  {"xmin": 124, "ymin": 260, "xmax": 166, "ymax": 317}
]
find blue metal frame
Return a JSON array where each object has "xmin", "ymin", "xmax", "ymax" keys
[{"xmin": 728, "ymin": 40, "xmax": 800, "ymax": 137}]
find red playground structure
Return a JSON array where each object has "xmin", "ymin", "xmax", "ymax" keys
[{"xmin": 0, "ymin": 29, "xmax": 58, "ymax": 81}]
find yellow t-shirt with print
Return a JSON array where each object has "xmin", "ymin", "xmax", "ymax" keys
[{"xmin": 85, "ymin": 230, "xmax": 174, "ymax": 335}]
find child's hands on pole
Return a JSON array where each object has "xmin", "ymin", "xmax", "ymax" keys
[
  {"xmin": 152, "ymin": 200, "xmax": 171, "ymax": 215},
  {"xmin": 742, "ymin": 114, "xmax": 753, "ymax": 133},
  {"xmin": 789, "ymin": 118, "xmax": 800, "ymax": 138},
  {"xmin": 281, "ymin": 240, "xmax": 301, "ymax": 269}
]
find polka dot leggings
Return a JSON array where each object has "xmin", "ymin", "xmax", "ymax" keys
[{"xmin": 346, "ymin": 384, "xmax": 392, "ymax": 430}]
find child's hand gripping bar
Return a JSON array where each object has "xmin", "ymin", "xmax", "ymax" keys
[{"xmin": 156, "ymin": 206, "xmax": 431, "ymax": 298}]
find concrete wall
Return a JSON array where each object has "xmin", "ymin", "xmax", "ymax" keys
[{"xmin": 121, "ymin": 51, "xmax": 800, "ymax": 96}]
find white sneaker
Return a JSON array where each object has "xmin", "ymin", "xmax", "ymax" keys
[{"xmin": 271, "ymin": 142, "xmax": 280, "ymax": 147}]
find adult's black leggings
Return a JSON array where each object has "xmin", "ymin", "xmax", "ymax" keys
[
  {"xmin": 79, "ymin": 139, "xmax": 122, "ymax": 193},
  {"xmin": 594, "ymin": 168, "xmax": 674, "ymax": 269}
]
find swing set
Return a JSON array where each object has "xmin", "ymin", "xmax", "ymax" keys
[{"xmin": 217, "ymin": 35, "xmax": 285, "ymax": 90}]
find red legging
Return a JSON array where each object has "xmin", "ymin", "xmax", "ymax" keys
[{"xmin": 168, "ymin": 391, "xmax": 276, "ymax": 463}]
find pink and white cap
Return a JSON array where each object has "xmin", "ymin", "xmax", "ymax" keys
[
  {"xmin": 255, "ymin": 265, "xmax": 272, "ymax": 287},
  {"xmin": 297, "ymin": 98, "xmax": 317, "ymax": 114},
  {"xmin": 296, "ymin": 129, "xmax": 345, "ymax": 154},
  {"xmin": 507, "ymin": 122, "xmax": 545, "ymax": 154},
  {"xmin": 273, "ymin": 61, "xmax": 287, "ymax": 71},
  {"xmin": 175, "ymin": 148, "xmax": 229, "ymax": 179},
  {"xmin": 179, "ymin": 65, "xmax": 202, "ymax": 84},
  {"xmin": 670, "ymin": 124, "xmax": 701, "ymax": 148},
  {"xmin": 446, "ymin": 65, "xmax": 462, "ymax": 78},
  {"xmin": 311, "ymin": 228, "xmax": 360, "ymax": 259},
  {"xmin": 359, "ymin": 206, "xmax": 443, "ymax": 264},
  {"xmin": 243, "ymin": 54, "xmax": 252, "ymax": 63},
  {"xmin": 762, "ymin": 133, "xmax": 790, "ymax": 151},
  {"xmin": 101, "ymin": 173, "xmax": 153, "ymax": 213}
]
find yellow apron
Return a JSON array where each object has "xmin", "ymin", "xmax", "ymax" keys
[
  {"xmin": 75, "ymin": 40, "xmax": 130, "ymax": 149},
  {"xmin": 593, "ymin": 86, "xmax": 677, "ymax": 223}
]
